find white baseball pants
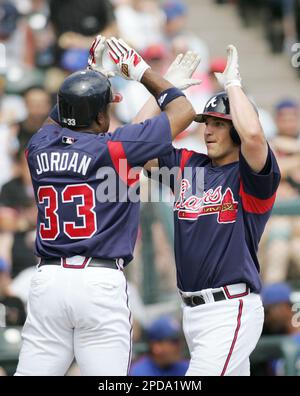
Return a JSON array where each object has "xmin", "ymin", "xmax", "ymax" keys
[
  {"xmin": 182, "ymin": 287, "xmax": 264, "ymax": 376},
  {"xmin": 15, "ymin": 264, "xmax": 132, "ymax": 376}
]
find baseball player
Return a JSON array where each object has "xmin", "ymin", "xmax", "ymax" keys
[
  {"xmin": 15, "ymin": 36, "xmax": 200, "ymax": 376},
  {"xmin": 142, "ymin": 45, "xmax": 281, "ymax": 375}
]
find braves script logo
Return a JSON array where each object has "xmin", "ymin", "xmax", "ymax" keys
[{"xmin": 174, "ymin": 179, "xmax": 238, "ymax": 223}]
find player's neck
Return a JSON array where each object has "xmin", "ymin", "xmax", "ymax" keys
[
  {"xmin": 73, "ymin": 124, "xmax": 109, "ymax": 135},
  {"xmin": 73, "ymin": 117, "xmax": 110, "ymax": 134},
  {"xmin": 211, "ymin": 151, "xmax": 239, "ymax": 167}
]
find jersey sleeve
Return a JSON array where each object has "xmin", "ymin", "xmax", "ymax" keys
[
  {"xmin": 158, "ymin": 147, "xmax": 196, "ymax": 170},
  {"xmin": 108, "ymin": 112, "xmax": 173, "ymax": 167},
  {"xmin": 157, "ymin": 148, "xmax": 197, "ymax": 192},
  {"xmin": 239, "ymin": 144, "xmax": 281, "ymax": 214}
]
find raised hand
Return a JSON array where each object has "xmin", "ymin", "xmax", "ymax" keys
[
  {"xmin": 214, "ymin": 45, "xmax": 242, "ymax": 89},
  {"xmin": 164, "ymin": 51, "xmax": 202, "ymax": 90},
  {"xmin": 106, "ymin": 37, "xmax": 150, "ymax": 81},
  {"xmin": 88, "ymin": 35, "xmax": 116, "ymax": 78}
]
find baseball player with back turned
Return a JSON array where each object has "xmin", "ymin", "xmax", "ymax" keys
[
  {"xmin": 15, "ymin": 36, "xmax": 201, "ymax": 376},
  {"xmin": 139, "ymin": 45, "xmax": 281, "ymax": 376}
]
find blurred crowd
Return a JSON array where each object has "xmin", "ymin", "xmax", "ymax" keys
[
  {"xmin": 218, "ymin": 0, "xmax": 300, "ymax": 76},
  {"xmin": 0, "ymin": 0, "xmax": 299, "ymax": 376}
]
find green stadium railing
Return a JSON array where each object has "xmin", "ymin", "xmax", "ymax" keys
[
  {"xmin": 140, "ymin": 201, "xmax": 175, "ymax": 304},
  {"xmin": 250, "ymin": 335, "xmax": 300, "ymax": 376},
  {"xmin": 0, "ymin": 327, "xmax": 22, "ymax": 376},
  {"xmin": 272, "ymin": 198, "xmax": 300, "ymax": 216}
]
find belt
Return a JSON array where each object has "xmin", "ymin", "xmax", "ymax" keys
[
  {"xmin": 181, "ymin": 290, "xmax": 226, "ymax": 307},
  {"xmin": 180, "ymin": 284, "xmax": 250, "ymax": 307},
  {"xmin": 39, "ymin": 257, "xmax": 121, "ymax": 270}
]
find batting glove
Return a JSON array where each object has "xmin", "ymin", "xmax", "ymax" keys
[
  {"xmin": 106, "ymin": 37, "xmax": 150, "ymax": 82},
  {"xmin": 214, "ymin": 45, "xmax": 242, "ymax": 90},
  {"xmin": 164, "ymin": 51, "xmax": 202, "ymax": 90},
  {"xmin": 88, "ymin": 35, "xmax": 116, "ymax": 78}
]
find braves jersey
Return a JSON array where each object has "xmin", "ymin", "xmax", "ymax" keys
[
  {"xmin": 26, "ymin": 113, "xmax": 172, "ymax": 263},
  {"xmin": 158, "ymin": 145, "xmax": 281, "ymax": 293}
]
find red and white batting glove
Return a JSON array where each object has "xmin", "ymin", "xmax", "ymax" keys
[
  {"xmin": 88, "ymin": 35, "xmax": 116, "ymax": 78},
  {"xmin": 214, "ymin": 45, "xmax": 242, "ymax": 90},
  {"xmin": 106, "ymin": 37, "xmax": 150, "ymax": 82}
]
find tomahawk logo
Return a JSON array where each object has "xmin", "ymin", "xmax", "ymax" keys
[
  {"xmin": 174, "ymin": 179, "xmax": 238, "ymax": 223},
  {"xmin": 206, "ymin": 96, "xmax": 218, "ymax": 109}
]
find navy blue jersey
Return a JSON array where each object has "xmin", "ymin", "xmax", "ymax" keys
[
  {"xmin": 158, "ymin": 145, "xmax": 281, "ymax": 293},
  {"xmin": 26, "ymin": 113, "xmax": 172, "ymax": 262}
]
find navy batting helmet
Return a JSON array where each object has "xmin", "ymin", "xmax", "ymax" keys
[
  {"xmin": 195, "ymin": 91, "xmax": 241, "ymax": 145},
  {"xmin": 58, "ymin": 69, "xmax": 113, "ymax": 128}
]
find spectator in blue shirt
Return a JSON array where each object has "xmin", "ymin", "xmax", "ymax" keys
[
  {"xmin": 130, "ymin": 315, "xmax": 189, "ymax": 376},
  {"xmin": 262, "ymin": 282, "xmax": 299, "ymax": 336},
  {"xmin": 261, "ymin": 282, "xmax": 300, "ymax": 375}
]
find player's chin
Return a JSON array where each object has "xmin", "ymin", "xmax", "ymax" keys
[{"xmin": 206, "ymin": 145, "xmax": 218, "ymax": 158}]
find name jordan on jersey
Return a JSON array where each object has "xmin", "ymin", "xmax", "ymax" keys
[{"xmin": 35, "ymin": 151, "xmax": 93, "ymax": 176}]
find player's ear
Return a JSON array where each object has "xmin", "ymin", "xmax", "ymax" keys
[
  {"xmin": 96, "ymin": 112, "xmax": 105, "ymax": 126},
  {"xmin": 95, "ymin": 107, "xmax": 110, "ymax": 132}
]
